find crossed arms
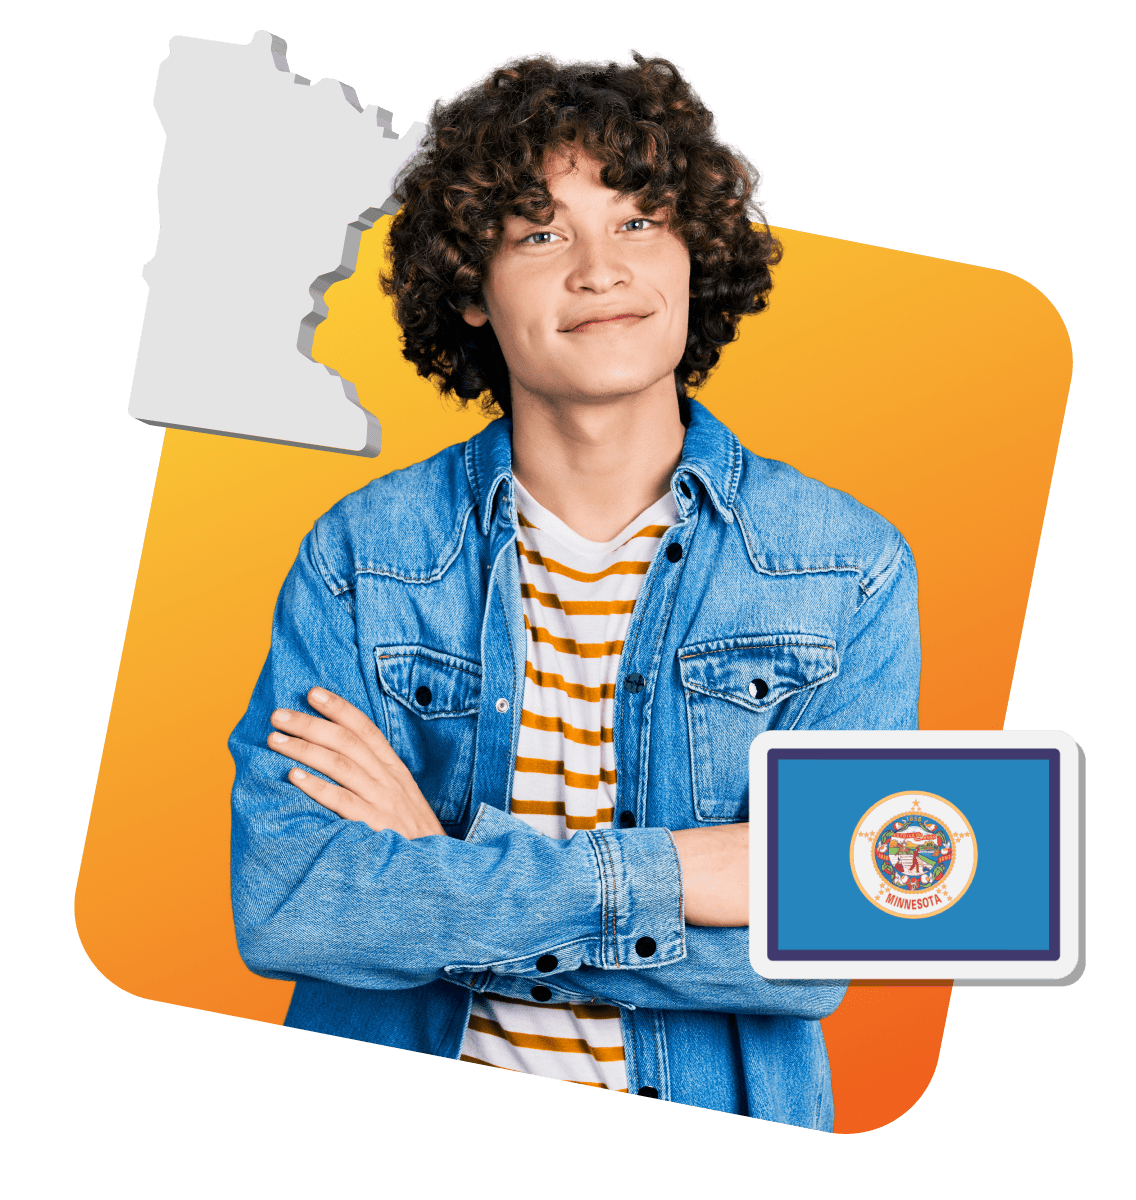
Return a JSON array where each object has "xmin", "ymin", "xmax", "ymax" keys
[
  {"xmin": 227, "ymin": 533, "xmax": 882, "ymax": 1019},
  {"xmin": 266, "ymin": 686, "xmax": 750, "ymax": 927}
]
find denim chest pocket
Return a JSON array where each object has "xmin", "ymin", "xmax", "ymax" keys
[
  {"xmin": 374, "ymin": 645, "xmax": 482, "ymax": 825},
  {"xmin": 678, "ymin": 635, "xmax": 838, "ymax": 822}
]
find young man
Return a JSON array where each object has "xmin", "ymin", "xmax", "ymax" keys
[{"xmin": 229, "ymin": 55, "xmax": 920, "ymax": 1128}]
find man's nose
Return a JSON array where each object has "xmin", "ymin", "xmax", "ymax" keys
[{"xmin": 565, "ymin": 234, "xmax": 630, "ymax": 293}]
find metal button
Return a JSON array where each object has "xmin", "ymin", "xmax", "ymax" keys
[
  {"xmin": 665, "ymin": 543, "xmax": 683, "ymax": 563},
  {"xmin": 495, "ymin": 697, "xmax": 510, "ymax": 713},
  {"xmin": 638, "ymin": 1086, "xmax": 659, "ymax": 1098},
  {"xmin": 530, "ymin": 985, "xmax": 552, "ymax": 1002},
  {"xmin": 635, "ymin": 936, "xmax": 657, "ymax": 958},
  {"xmin": 619, "ymin": 811, "xmax": 636, "ymax": 828},
  {"xmin": 624, "ymin": 672, "xmax": 646, "ymax": 694},
  {"xmin": 748, "ymin": 678, "xmax": 769, "ymax": 700},
  {"xmin": 414, "ymin": 685, "xmax": 432, "ymax": 707},
  {"xmin": 536, "ymin": 954, "xmax": 558, "ymax": 972}
]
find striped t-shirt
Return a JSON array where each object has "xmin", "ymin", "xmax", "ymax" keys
[{"xmin": 459, "ymin": 480, "xmax": 678, "ymax": 1091}]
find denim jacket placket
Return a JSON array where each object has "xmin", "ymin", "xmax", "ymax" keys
[{"xmin": 454, "ymin": 412, "xmax": 811, "ymax": 1097}]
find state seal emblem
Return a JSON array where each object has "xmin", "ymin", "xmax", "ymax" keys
[{"xmin": 849, "ymin": 791, "xmax": 977, "ymax": 918}]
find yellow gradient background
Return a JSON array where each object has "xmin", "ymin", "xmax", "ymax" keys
[{"xmin": 76, "ymin": 220, "xmax": 1070, "ymax": 1133}]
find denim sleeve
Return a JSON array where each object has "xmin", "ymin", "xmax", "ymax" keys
[
  {"xmin": 229, "ymin": 534, "xmax": 686, "ymax": 992},
  {"xmin": 481, "ymin": 539, "xmax": 919, "ymax": 1015}
]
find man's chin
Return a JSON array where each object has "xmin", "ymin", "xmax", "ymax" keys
[{"xmin": 515, "ymin": 367, "xmax": 682, "ymax": 409}]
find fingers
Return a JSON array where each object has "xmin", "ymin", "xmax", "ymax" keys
[
  {"xmin": 290, "ymin": 763, "xmax": 444, "ymax": 840},
  {"xmin": 287, "ymin": 767, "xmax": 388, "ymax": 834},
  {"xmin": 266, "ymin": 688, "xmax": 443, "ymax": 840},
  {"xmin": 269, "ymin": 701, "xmax": 386, "ymax": 778},
  {"xmin": 307, "ymin": 688, "xmax": 402, "ymax": 766},
  {"xmin": 268, "ymin": 728, "xmax": 377, "ymax": 797}
]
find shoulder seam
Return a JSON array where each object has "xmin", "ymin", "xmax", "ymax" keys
[
  {"xmin": 308, "ymin": 522, "xmax": 353, "ymax": 596},
  {"xmin": 859, "ymin": 533, "xmax": 909, "ymax": 603}
]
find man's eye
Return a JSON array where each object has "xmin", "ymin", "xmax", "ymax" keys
[
  {"xmin": 623, "ymin": 218, "xmax": 655, "ymax": 232},
  {"xmin": 521, "ymin": 230, "xmax": 561, "ymax": 244}
]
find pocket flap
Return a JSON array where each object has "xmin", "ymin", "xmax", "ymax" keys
[
  {"xmin": 375, "ymin": 645, "xmax": 482, "ymax": 718},
  {"xmin": 678, "ymin": 635, "xmax": 837, "ymax": 713}
]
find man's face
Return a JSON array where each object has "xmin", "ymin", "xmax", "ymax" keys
[{"xmin": 463, "ymin": 151, "xmax": 691, "ymax": 407}]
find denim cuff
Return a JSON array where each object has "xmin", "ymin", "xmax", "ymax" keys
[
  {"xmin": 586, "ymin": 827, "xmax": 685, "ymax": 970},
  {"xmin": 456, "ymin": 804, "xmax": 685, "ymax": 976}
]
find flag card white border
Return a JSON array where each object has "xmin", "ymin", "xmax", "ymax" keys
[{"xmin": 748, "ymin": 730, "xmax": 1083, "ymax": 983}]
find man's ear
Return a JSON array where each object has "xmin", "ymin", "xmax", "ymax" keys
[{"xmin": 462, "ymin": 305, "xmax": 490, "ymax": 328}]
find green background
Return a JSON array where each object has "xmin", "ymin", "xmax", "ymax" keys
[{"xmin": 6, "ymin": 2, "xmax": 1127, "ymax": 1190}]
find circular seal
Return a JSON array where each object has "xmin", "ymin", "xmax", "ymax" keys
[{"xmin": 849, "ymin": 791, "xmax": 977, "ymax": 918}]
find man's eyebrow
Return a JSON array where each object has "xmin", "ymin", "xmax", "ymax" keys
[
  {"xmin": 511, "ymin": 199, "xmax": 572, "ymax": 221},
  {"xmin": 511, "ymin": 194, "xmax": 647, "ymax": 222}
]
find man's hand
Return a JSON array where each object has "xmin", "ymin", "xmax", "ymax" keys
[
  {"xmin": 670, "ymin": 823, "xmax": 749, "ymax": 927},
  {"xmin": 267, "ymin": 688, "xmax": 445, "ymax": 839}
]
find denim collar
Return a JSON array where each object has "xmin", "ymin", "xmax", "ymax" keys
[
  {"xmin": 465, "ymin": 397, "xmax": 741, "ymax": 536},
  {"xmin": 671, "ymin": 399, "xmax": 740, "ymax": 524},
  {"xmin": 465, "ymin": 415, "xmax": 517, "ymax": 537}
]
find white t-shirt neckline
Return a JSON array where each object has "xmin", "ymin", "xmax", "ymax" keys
[{"xmin": 512, "ymin": 478, "xmax": 679, "ymax": 560}]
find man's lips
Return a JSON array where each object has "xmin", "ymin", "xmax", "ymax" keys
[{"xmin": 561, "ymin": 312, "xmax": 648, "ymax": 332}]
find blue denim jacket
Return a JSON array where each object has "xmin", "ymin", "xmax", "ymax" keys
[{"xmin": 230, "ymin": 399, "xmax": 920, "ymax": 1129}]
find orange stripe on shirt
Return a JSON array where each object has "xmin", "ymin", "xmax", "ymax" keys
[
  {"xmin": 524, "ymin": 661, "xmax": 616, "ymax": 701},
  {"xmin": 524, "ymin": 615, "xmax": 624, "ymax": 659},
  {"xmin": 520, "ymin": 583, "xmax": 636, "ymax": 615},
  {"xmin": 520, "ymin": 709, "xmax": 613, "ymax": 744},
  {"xmin": 514, "ymin": 757, "xmax": 618, "ymax": 789},
  {"xmin": 466, "ymin": 1015, "xmax": 626, "ymax": 1060},
  {"xmin": 508, "ymin": 799, "xmax": 616, "ymax": 828},
  {"xmin": 518, "ymin": 541, "xmax": 650, "ymax": 583}
]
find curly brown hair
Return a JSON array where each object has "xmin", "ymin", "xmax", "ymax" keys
[{"xmin": 382, "ymin": 53, "xmax": 781, "ymax": 418}]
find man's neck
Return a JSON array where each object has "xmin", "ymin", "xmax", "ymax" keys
[{"xmin": 509, "ymin": 377, "xmax": 687, "ymax": 543}]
